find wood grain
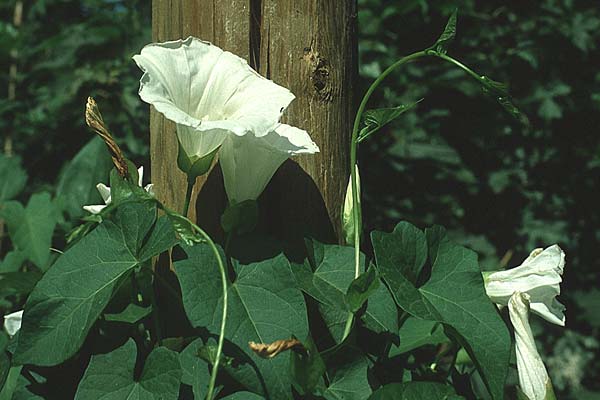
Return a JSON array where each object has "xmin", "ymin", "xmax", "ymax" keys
[{"xmin": 150, "ymin": 0, "xmax": 356, "ymax": 243}]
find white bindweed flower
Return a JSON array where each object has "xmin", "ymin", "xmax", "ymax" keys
[
  {"xmin": 3, "ymin": 309, "xmax": 23, "ymax": 337},
  {"xmin": 133, "ymin": 37, "xmax": 295, "ymax": 164},
  {"xmin": 484, "ymin": 245, "xmax": 565, "ymax": 326},
  {"xmin": 83, "ymin": 166, "xmax": 154, "ymax": 214},
  {"xmin": 509, "ymin": 292, "xmax": 555, "ymax": 400},
  {"xmin": 219, "ymin": 123, "xmax": 319, "ymax": 204}
]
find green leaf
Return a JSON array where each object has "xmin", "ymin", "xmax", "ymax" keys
[
  {"xmin": 164, "ymin": 209, "xmax": 203, "ymax": 246},
  {"xmin": 479, "ymin": 76, "xmax": 529, "ymax": 125},
  {"xmin": 294, "ymin": 242, "xmax": 397, "ymax": 339},
  {"xmin": 104, "ymin": 303, "xmax": 151, "ymax": 324},
  {"xmin": 323, "ymin": 348, "xmax": 372, "ymax": 400},
  {"xmin": 55, "ymin": 137, "xmax": 112, "ymax": 218},
  {"xmin": 371, "ymin": 222, "xmax": 436, "ymax": 320},
  {"xmin": 359, "ymin": 100, "xmax": 422, "ymax": 143},
  {"xmin": 1, "ymin": 192, "xmax": 58, "ymax": 270},
  {"xmin": 179, "ymin": 338, "xmax": 211, "ymax": 400},
  {"xmin": 389, "ymin": 317, "xmax": 449, "ymax": 356},
  {"xmin": 137, "ymin": 215, "xmax": 178, "ymax": 262},
  {"xmin": 175, "ymin": 244, "xmax": 309, "ymax": 400},
  {"xmin": 362, "ymin": 282, "xmax": 399, "ymax": 334},
  {"xmin": 0, "ymin": 155, "xmax": 27, "ymax": 203},
  {"xmin": 0, "ymin": 366, "xmax": 22, "ymax": 400},
  {"xmin": 107, "ymin": 166, "xmax": 150, "ymax": 207},
  {"xmin": 371, "ymin": 222, "xmax": 510, "ymax": 400},
  {"xmin": 290, "ymin": 336, "xmax": 326, "ymax": 396},
  {"xmin": 0, "ymin": 271, "xmax": 42, "ymax": 299},
  {"xmin": 345, "ymin": 265, "xmax": 380, "ymax": 313},
  {"xmin": 430, "ymin": 9, "xmax": 458, "ymax": 55},
  {"xmin": 221, "ymin": 393, "xmax": 265, "ymax": 400},
  {"xmin": 13, "ymin": 201, "xmax": 159, "ymax": 366},
  {"xmin": 368, "ymin": 382, "xmax": 464, "ymax": 399},
  {"xmin": 75, "ymin": 339, "xmax": 181, "ymax": 400},
  {"xmin": 0, "ymin": 351, "xmax": 8, "ymax": 391},
  {"xmin": 292, "ymin": 243, "xmax": 362, "ymax": 342},
  {"xmin": 0, "ymin": 251, "xmax": 26, "ymax": 273}
]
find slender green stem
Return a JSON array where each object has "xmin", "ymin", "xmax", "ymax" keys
[
  {"xmin": 349, "ymin": 50, "xmax": 429, "ymax": 279},
  {"xmin": 341, "ymin": 312, "xmax": 354, "ymax": 341},
  {"xmin": 182, "ymin": 178, "xmax": 194, "ymax": 217},
  {"xmin": 185, "ymin": 221, "xmax": 227, "ymax": 400},
  {"xmin": 342, "ymin": 50, "xmax": 430, "ymax": 342},
  {"xmin": 436, "ymin": 53, "xmax": 483, "ymax": 83}
]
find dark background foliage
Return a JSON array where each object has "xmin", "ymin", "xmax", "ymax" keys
[{"xmin": 0, "ymin": 0, "xmax": 598, "ymax": 398}]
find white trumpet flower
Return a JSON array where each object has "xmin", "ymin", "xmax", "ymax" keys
[
  {"xmin": 509, "ymin": 292, "xmax": 555, "ymax": 400},
  {"xmin": 133, "ymin": 37, "xmax": 295, "ymax": 163},
  {"xmin": 219, "ymin": 124, "xmax": 319, "ymax": 204},
  {"xmin": 83, "ymin": 166, "xmax": 154, "ymax": 214},
  {"xmin": 484, "ymin": 245, "xmax": 565, "ymax": 326}
]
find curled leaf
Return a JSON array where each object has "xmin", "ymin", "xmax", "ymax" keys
[
  {"xmin": 248, "ymin": 338, "xmax": 304, "ymax": 359},
  {"xmin": 431, "ymin": 9, "xmax": 458, "ymax": 54},
  {"xmin": 358, "ymin": 99, "xmax": 422, "ymax": 143},
  {"xmin": 479, "ymin": 76, "xmax": 530, "ymax": 125}
]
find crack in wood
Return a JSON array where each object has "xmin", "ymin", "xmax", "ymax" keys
[{"xmin": 249, "ymin": 0, "xmax": 262, "ymax": 70}]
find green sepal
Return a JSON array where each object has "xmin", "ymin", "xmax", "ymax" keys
[
  {"xmin": 177, "ymin": 142, "xmax": 219, "ymax": 179},
  {"xmin": 221, "ymin": 200, "xmax": 259, "ymax": 234},
  {"xmin": 516, "ymin": 380, "xmax": 557, "ymax": 400}
]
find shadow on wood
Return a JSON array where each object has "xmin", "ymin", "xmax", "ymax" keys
[{"xmin": 193, "ymin": 159, "xmax": 335, "ymax": 253}]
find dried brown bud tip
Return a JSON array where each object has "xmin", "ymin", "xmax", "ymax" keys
[{"xmin": 85, "ymin": 96, "xmax": 128, "ymax": 177}]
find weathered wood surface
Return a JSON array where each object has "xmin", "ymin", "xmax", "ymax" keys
[{"xmin": 151, "ymin": 0, "xmax": 356, "ymax": 242}]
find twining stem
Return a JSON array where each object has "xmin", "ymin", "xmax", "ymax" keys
[
  {"xmin": 349, "ymin": 50, "xmax": 429, "ymax": 279},
  {"xmin": 342, "ymin": 50, "xmax": 429, "ymax": 342},
  {"xmin": 185, "ymin": 220, "xmax": 228, "ymax": 400},
  {"xmin": 344, "ymin": 49, "xmax": 486, "ymax": 341},
  {"xmin": 182, "ymin": 178, "xmax": 195, "ymax": 217}
]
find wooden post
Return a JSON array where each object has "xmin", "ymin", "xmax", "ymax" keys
[{"xmin": 151, "ymin": 0, "xmax": 356, "ymax": 243}]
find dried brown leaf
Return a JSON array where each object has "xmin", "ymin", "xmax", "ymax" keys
[{"xmin": 248, "ymin": 338, "xmax": 304, "ymax": 359}]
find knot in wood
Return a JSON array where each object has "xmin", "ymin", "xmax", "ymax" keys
[{"xmin": 303, "ymin": 47, "xmax": 332, "ymax": 103}]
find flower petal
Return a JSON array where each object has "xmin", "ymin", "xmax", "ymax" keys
[
  {"xmin": 509, "ymin": 292, "xmax": 551, "ymax": 400},
  {"xmin": 530, "ymin": 299, "xmax": 566, "ymax": 326},
  {"xmin": 83, "ymin": 204, "xmax": 107, "ymax": 214},
  {"xmin": 133, "ymin": 37, "xmax": 219, "ymax": 130},
  {"xmin": 144, "ymin": 184, "xmax": 155, "ymax": 196},
  {"xmin": 520, "ymin": 244, "xmax": 565, "ymax": 275},
  {"xmin": 270, "ymin": 124, "xmax": 320, "ymax": 154},
  {"xmin": 220, "ymin": 124, "xmax": 319, "ymax": 203},
  {"xmin": 96, "ymin": 183, "xmax": 111, "ymax": 204},
  {"xmin": 176, "ymin": 124, "xmax": 228, "ymax": 160},
  {"xmin": 137, "ymin": 166, "xmax": 144, "ymax": 187},
  {"xmin": 196, "ymin": 51, "xmax": 294, "ymax": 137},
  {"xmin": 219, "ymin": 132, "xmax": 285, "ymax": 204},
  {"xmin": 3, "ymin": 309, "xmax": 24, "ymax": 337},
  {"xmin": 484, "ymin": 244, "xmax": 565, "ymax": 325},
  {"xmin": 133, "ymin": 37, "xmax": 295, "ymax": 159}
]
